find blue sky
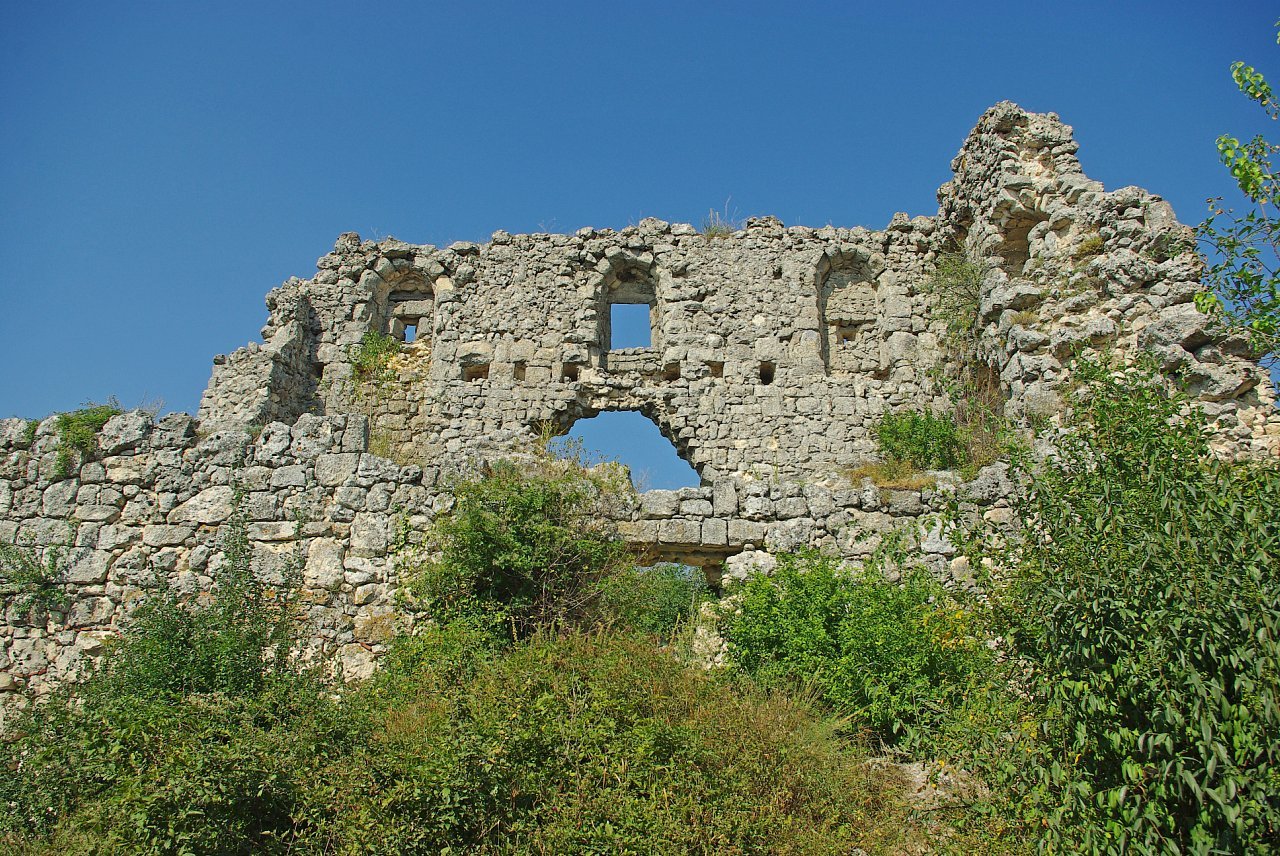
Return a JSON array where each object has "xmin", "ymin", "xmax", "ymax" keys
[{"xmin": 2, "ymin": 1, "xmax": 1277, "ymax": 489}]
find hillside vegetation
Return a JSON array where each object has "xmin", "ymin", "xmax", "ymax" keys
[{"xmin": 2, "ymin": 361, "xmax": 1278, "ymax": 855}]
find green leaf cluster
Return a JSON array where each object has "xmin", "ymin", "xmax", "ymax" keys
[
  {"xmin": 723, "ymin": 550, "xmax": 995, "ymax": 752},
  {"xmin": 52, "ymin": 399, "xmax": 123, "ymax": 479},
  {"xmin": 350, "ymin": 330, "xmax": 402, "ymax": 384},
  {"xmin": 1197, "ymin": 23, "xmax": 1280, "ymax": 363},
  {"xmin": 873, "ymin": 409, "xmax": 967, "ymax": 471},
  {"xmin": 958, "ymin": 358, "xmax": 1280, "ymax": 853}
]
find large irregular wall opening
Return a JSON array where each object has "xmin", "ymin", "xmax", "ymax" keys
[{"xmin": 553, "ymin": 410, "xmax": 700, "ymax": 491}]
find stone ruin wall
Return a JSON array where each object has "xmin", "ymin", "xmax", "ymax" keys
[{"xmin": 3, "ymin": 102, "xmax": 1278, "ymax": 716}]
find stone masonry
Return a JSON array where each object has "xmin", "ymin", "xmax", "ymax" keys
[{"xmin": 3, "ymin": 102, "xmax": 1278, "ymax": 716}]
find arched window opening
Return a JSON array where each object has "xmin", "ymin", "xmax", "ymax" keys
[
  {"xmin": 388, "ymin": 289, "xmax": 435, "ymax": 345},
  {"xmin": 551, "ymin": 410, "xmax": 699, "ymax": 491},
  {"xmin": 818, "ymin": 261, "xmax": 879, "ymax": 376},
  {"xmin": 601, "ymin": 269, "xmax": 657, "ymax": 352}
]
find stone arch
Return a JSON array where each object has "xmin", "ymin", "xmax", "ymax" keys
[
  {"xmin": 379, "ymin": 269, "xmax": 436, "ymax": 348},
  {"xmin": 597, "ymin": 257, "xmax": 661, "ymax": 363},
  {"xmin": 538, "ymin": 393, "xmax": 707, "ymax": 486},
  {"xmin": 816, "ymin": 250, "xmax": 882, "ymax": 376}
]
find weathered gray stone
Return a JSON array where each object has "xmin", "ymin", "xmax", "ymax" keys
[
  {"xmin": 168, "ymin": 485, "xmax": 237, "ymax": 524},
  {"xmin": 305, "ymin": 538, "xmax": 346, "ymax": 590}
]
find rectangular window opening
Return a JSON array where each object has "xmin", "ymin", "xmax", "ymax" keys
[
  {"xmin": 609, "ymin": 303, "xmax": 653, "ymax": 349},
  {"xmin": 662, "ymin": 362, "xmax": 681, "ymax": 382},
  {"xmin": 513, "ymin": 361, "xmax": 527, "ymax": 382},
  {"xmin": 403, "ymin": 323, "xmax": 418, "ymax": 344},
  {"xmin": 562, "ymin": 363, "xmax": 581, "ymax": 382},
  {"xmin": 707, "ymin": 361, "xmax": 724, "ymax": 378},
  {"xmin": 463, "ymin": 364, "xmax": 489, "ymax": 382},
  {"xmin": 759, "ymin": 361, "xmax": 776, "ymax": 385}
]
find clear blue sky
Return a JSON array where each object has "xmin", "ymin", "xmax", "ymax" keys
[{"xmin": 2, "ymin": 1, "xmax": 1276, "ymax": 488}]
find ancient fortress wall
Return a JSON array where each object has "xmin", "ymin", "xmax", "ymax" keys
[{"xmin": 3, "ymin": 102, "xmax": 1278, "ymax": 711}]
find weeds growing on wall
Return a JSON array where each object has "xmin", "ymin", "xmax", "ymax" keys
[
  {"xmin": 51, "ymin": 399, "xmax": 123, "ymax": 479},
  {"xmin": 851, "ymin": 404, "xmax": 1004, "ymax": 487},
  {"xmin": 350, "ymin": 330, "xmax": 401, "ymax": 385},
  {"xmin": 0, "ymin": 538, "xmax": 74, "ymax": 612},
  {"xmin": 701, "ymin": 199, "xmax": 742, "ymax": 239},
  {"xmin": 925, "ymin": 252, "xmax": 986, "ymax": 356}
]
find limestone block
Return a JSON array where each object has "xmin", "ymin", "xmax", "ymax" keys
[
  {"xmin": 680, "ymin": 498, "xmax": 713, "ymax": 517},
  {"xmin": 349, "ymin": 513, "xmax": 390, "ymax": 557},
  {"xmin": 97, "ymin": 412, "xmax": 152, "ymax": 455},
  {"xmin": 249, "ymin": 522, "xmax": 297, "ymax": 542},
  {"xmin": 66, "ymin": 551, "xmax": 109, "ymax": 585},
  {"xmin": 352, "ymin": 583, "xmax": 382, "ymax": 605},
  {"xmin": 774, "ymin": 497, "xmax": 808, "ymax": 519},
  {"xmin": 68, "ymin": 596, "xmax": 115, "ymax": 626},
  {"xmin": 727, "ymin": 519, "xmax": 767, "ymax": 546},
  {"xmin": 1137, "ymin": 302, "xmax": 1212, "ymax": 352},
  {"xmin": 639, "ymin": 490, "xmax": 679, "ymax": 518},
  {"xmin": 742, "ymin": 495, "xmax": 774, "ymax": 521},
  {"xmin": 168, "ymin": 485, "xmax": 236, "ymax": 524},
  {"xmin": 724, "ymin": 549, "xmax": 776, "ymax": 583},
  {"xmin": 142, "ymin": 524, "xmax": 195, "ymax": 547},
  {"xmin": 315, "ymin": 453, "xmax": 360, "ymax": 487},
  {"xmin": 712, "ymin": 481, "xmax": 738, "ymax": 516},
  {"xmin": 657, "ymin": 519, "xmax": 701, "ymax": 544},
  {"xmin": 270, "ymin": 465, "xmax": 307, "ymax": 488},
  {"xmin": 305, "ymin": 538, "xmax": 346, "ymax": 590},
  {"xmin": 700, "ymin": 518, "xmax": 728, "ymax": 546},
  {"xmin": 42, "ymin": 480, "xmax": 78, "ymax": 517},
  {"xmin": 353, "ymin": 605, "xmax": 396, "ymax": 644}
]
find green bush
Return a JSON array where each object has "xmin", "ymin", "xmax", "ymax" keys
[
  {"xmin": 0, "ymin": 537, "xmax": 73, "ymax": 612},
  {"xmin": 52, "ymin": 399, "xmax": 123, "ymax": 478},
  {"xmin": 960, "ymin": 358, "xmax": 1280, "ymax": 853},
  {"xmin": 404, "ymin": 458, "xmax": 631, "ymax": 639},
  {"xmin": 294, "ymin": 629, "xmax": 896, "ymax": 855},
  {"xmin": 2, "ymin": 623, "xmax": 903, "ymax": 853},
  {"xmin": 723, "ymin": 550, "xmax": 993, "ymax": 751},
  {"xmin": 874, "ymin": 409, "xmax": 966, "ymax": 471},
  {"xmin": 925, "ymin": 252, "xmax": 986, "ymax": 346},
  {"xmin": 0, "ymin": 508, "xmax": 318, "ymax": 852},
  {"xmin": 598, "ymin": 562, "xmax": 710, "ymax": 637},
  {"xmin": 350, "ymin": 330, "xmax": 401, "ymax": 383}
]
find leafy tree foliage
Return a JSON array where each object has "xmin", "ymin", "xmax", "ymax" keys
[
  {"xmin": 1197, "ymin": 23, "xmax": 1280, "ymax": 364},
  {"xmin": 957, "ymin": 359, "xmax": 1280, "ymax": 854},
  {"xmin": 724, "ymin": 549, "xmax": 994, "ymax": 752}
]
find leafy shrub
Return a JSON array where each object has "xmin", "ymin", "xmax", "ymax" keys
[
  {"xmin": 960, "ymin": 358, "xmax": 1280, "ymax": 853},
  {"xmin": 723, "ymin": 550, "xmax": 993, "ymax": 751},
  {"xmin": 296, "ymin": 629, "xmax": 895, "ymax": 855},
  {"xmin": 874, "ymin": 409, "xmax": 966, "ymax": 471},
  {"xmin": 350, "ymin": 330, "xmax": 401, "ymax": 383},
  {"xmin": 598, "ymin": 562, "xmax": 710, "ymax": 637},
  {"xmin": 52, "ymin": 399, "xmax": 123, "ymax": 478},
  {"xmin": 0, "ymin": 538, "xmax": 73, "ymax": 612},
  {"xmin": 3, "ymin": 621, "xmax": 903, "ymax": 853},
  {"xmin": 0, "ymin": 508, "xmax": 316, "ymax": 852},
  {"xmin": 103, "ymin": 506, "xmax": 302, "ymax": 699},
  {"xmin": 404, "ymin": 457, "xmax": 630, "ymax": 639},
  {"xmin": 925, "ymin": 252, "xmax": 986, "ymax": 345}
]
